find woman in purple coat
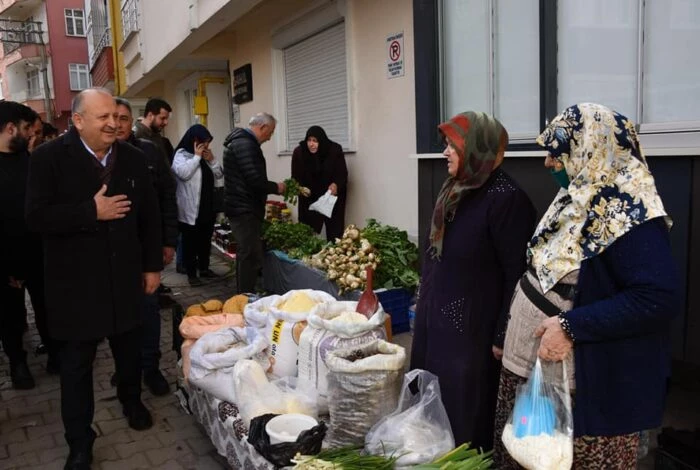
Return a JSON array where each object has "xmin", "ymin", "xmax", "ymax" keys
[{"xmin": 410, "ymin": 111, "xmax": 536, "ymax": 450}]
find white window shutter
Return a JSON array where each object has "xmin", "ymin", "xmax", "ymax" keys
[{"xmin": 284, "ymin": 22, "xmax": 348, "ymax": 150}]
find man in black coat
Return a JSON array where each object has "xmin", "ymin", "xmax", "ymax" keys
[
  {"xmin": 114, "ymin": 97, "xmax": 177, "ymax": 396},
  {"xmin": 26, "ymin": 88, "xmax": 163, "ymax": 470},
  {"xmin": 223, "ymin": 112, "xmax": 285, "ymax": 293},
  {"xmin": 0, "ymin": 100, "xmax": 42, "ymax": 389}
]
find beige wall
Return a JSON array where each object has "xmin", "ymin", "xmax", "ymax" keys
[{"xmin": 155, "ymin": 0, "xmax": 419, "ymax": 237}]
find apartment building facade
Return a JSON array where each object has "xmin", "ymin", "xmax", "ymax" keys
[{"xmin": 0, "ymin": 0, "xmax": 89, "ymax": 131}]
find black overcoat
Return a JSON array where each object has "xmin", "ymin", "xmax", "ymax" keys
[{"xmin": 26, "ymin": 128, "xmax": 162, "ymax": 341}]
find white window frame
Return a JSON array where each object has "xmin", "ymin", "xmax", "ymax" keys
[
  {"xmin": 271, "ymin": 0, "xmax": 354, "ymax": 154},
  {"xmin": 69, "ymin": 63, "xmax": 91, "ymax": 91},
  {"xmin": 121, "ymin": 0, "xmax": 139, "ymax": 40},
  {"xmin": 26, "ymin": 69, "xmax": 40, "ymax": 97},
  {"xmin": 65, "ymin": 8, "xmax": 86, "ymax": 37}
]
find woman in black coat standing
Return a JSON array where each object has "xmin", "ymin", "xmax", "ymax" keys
[{"xmin": 291, "ymin": 126, "xmax": 348, "ymax": 241}]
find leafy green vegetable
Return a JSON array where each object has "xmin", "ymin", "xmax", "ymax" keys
[
  {"xmin": 262, "ymin": 220, "xmax": 326, "ymax": 258},
  {"xmin": 283, "ymin": 178, "xmax": 311, "ymax": 205},
  {"xmin": 410, "ymin": 443, "xmax": 493, "ymax": 469},
  {"xmin": 361, "ymin": 219, "xmax": 420, "ymax": 290},
  {"xmin": 293, "ymin": 445, "xmax": 399, "ymax": 469}
]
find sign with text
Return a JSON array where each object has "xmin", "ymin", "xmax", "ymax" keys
[
  {"xmin": 233, "ymin": 63, "xmax": 253, "ymax": 104},
  {"xmin": 386, "ymin": 31, "xmax": 404, "ymax": 79}
]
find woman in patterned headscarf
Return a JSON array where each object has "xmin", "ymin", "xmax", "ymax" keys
[
  {"xmin": 411, "ymin": 111, "xmax": 536, "ymax": 450},
  {"xmin": 493, "ymin": 103, "xmax": 679, "ymax": 469}
]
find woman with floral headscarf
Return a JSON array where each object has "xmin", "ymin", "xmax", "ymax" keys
[
  {"xmin": 410, "ymin": 111, "xmax": 536, "ymax": 450},
  {"xmin": 493, "ymin": 103, "xmax": 679, "ymax": 469}
]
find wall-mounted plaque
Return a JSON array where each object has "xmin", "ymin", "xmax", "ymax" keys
[{"xmin": 233, "ymin": 63, "xmax": 253, "ymax": 104}]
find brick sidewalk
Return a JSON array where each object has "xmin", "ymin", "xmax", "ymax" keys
[{"xmin": 0, "ymin": 252, "xmax": 235, "ymax": 470}]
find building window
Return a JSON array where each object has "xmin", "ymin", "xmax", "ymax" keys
[
  {"xmin": 283, "ymin": 22, "xmax": 349, "ymax": 150},
  {"xmin": 69, "ymin": 64, "xmax": 90, "ymax": 90},
  {"xmin": 441, "ymin": 0, "xmax": 700, "ymax": 139},
  {"xmin": 442, "ymin": 0, "xmax": 540, "ymax": 140},
  {"xmin": 121, "ymin": 0, "xmax": 140, "ymax": 39},
  {"xmin": 27, "ymin": 69, "xmax": 40, "ymax": 97},
  {"xmin": 65, "ymin": 9, "xmax": 86, "ymax": 36}
]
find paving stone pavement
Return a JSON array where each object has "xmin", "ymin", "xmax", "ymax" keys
[{"xmin": 0, "ymin": 253, "xmax": 235, "ymax": 470}]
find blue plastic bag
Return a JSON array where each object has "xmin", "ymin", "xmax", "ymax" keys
[{"xmin": 502, "ymin": 358, "xmax": 574, "ymax": 469}]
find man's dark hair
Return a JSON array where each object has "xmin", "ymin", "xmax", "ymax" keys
[
  {"xmin": 0, "ymin": 101, "xmax": 39, "ymax": 130},
  {"xmin": 42, "ymin": 121, "xmax": 58, "ymax": 137},
  {"xmin": 115, "ymin": 97, "xmax": 133, "ymax": 115},
  {"xmin": 143, "ymin": 98, "xmax": 171, "ymax": 117}
]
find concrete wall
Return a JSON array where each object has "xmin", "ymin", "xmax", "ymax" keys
[{"xmin": 170, "ymin": 0, "xmax": 420, "ymax": 236}]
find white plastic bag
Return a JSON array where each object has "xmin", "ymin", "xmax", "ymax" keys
[
  {"xmin": 309, "ymin": 190, "xmax": 338, "ymax": 218},
  {"xmin": 501, "ymin": 358, "xmax": 573, "ymax": 470},
  {"xmin": 365, "ymin": 369, "xmax": 454, "ymax": 466},
  {"xmin": 297, "ymin": 301, "xmax": 387, "ymax": 413},
  {"xmin": 244, "ymin": 295, "xmax": 282, "ymax": 329},
  {"xmin": 232, "ymin": 359, "xmax": 319, "ymax": 427},
  {"xmin": 188, "ymin": 327, "xmax": 270, "ymax": 403}
]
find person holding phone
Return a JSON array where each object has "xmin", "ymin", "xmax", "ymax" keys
[{"xmin": 172, "ymin": 124, "xmax": 223, "ymax": 286}]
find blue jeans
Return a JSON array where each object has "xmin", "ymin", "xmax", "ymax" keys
[{"xmin": 141, "ymin": 292, "xmax": 161, "ymax": 372}]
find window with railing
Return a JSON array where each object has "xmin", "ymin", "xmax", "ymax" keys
[{"xmin": 121, "ymin": 0, "xmax": 139, "ymax": 39}]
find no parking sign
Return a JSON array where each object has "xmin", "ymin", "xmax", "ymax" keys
[{"xmin": 386, "ymin": 31, "xmax": 405, "ymax": 79}]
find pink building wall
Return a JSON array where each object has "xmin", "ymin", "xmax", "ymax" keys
[{"xmin": 45, "ymin": 0, "xmax": 89, "ymax": 121}]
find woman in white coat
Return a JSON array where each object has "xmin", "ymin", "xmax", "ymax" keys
[{"xmin": 172, "ymin": 124, "xmax": 223, "ymax": 286}]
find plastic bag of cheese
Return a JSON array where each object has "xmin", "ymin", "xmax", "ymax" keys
[{"xmin": 248, "ymin": 290, "xmax": 336, "ymax": 379}]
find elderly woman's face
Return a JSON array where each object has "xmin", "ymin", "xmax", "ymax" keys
[
  {"xmin": 306, "ymin": 136, "xmax": 319, "ymax": 154},
  {"xmin": 444, "ymin": 141, "xmax": 461, "ymax": 177}
]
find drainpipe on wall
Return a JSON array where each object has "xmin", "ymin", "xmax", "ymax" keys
[
  {"xmin": 108, "ymin": 0, "xmax": 126, "ymax": 95},
  {"xmin": 39, "ymin": 40, "xmax": 52, "ymax": 124},
  {"xmin": 194, "ymin": 77, "xmax": 226, "ymax": 127}
]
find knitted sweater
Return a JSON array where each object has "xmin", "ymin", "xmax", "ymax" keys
[{"xmin": 563, "ymin": 217, "xmax": 679, "ymax": 437}]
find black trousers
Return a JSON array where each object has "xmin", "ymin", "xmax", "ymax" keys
[
  {"xmin": 59, "ymin": 326, "xmax": 142, "ymax": 450},
  {"xmin": 229, "ymin": 213, "xmax": 263, "ymax": 294},
  {"xmin": 25, "ymin": 272, "xmax": 57, "ymax": 358},
  {"xmin": 0, "ymin": 282, "xmax": 27, "ymax": 364},
  {"xmin": 179, "ymin": 219, "xmax": 214, "ymax": 277}
]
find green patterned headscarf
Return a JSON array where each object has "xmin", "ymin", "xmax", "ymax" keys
[{"xmin": 429, "ymin": 111, "xmax": 508, "ymax": 259}]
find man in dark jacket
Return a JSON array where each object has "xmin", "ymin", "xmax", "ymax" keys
[
  {"xmin": 115, "ymin": 97, "xmax": 177, "ymax": 396},
  {"xmin": 26, "ymin": 88, "xmax": 162, "ymax": 469},
  {"xmin": 133, "ymin": 97, "xmax": 172, "ymax": 163},
  {"xmin": 223, "ymin": 112, "xmax": 285, "ymax": 293},
  {"xmin": 0, "ymin": 100, "xmax": 42, "ymax": 389}
]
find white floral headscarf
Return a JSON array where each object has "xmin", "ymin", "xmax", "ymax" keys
[{"xmin": 528, "ymin": 103, "xmax": 671, "ymax": 293}]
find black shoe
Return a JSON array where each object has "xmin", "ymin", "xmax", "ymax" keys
[
  {"xmin": 35, "ymin": 343, "xmax": 47, "ymax": 355},
  {"xmin": 46, "ymin": 355, "xmax": 60, "ymax": 375},
  {"xmin": 122, "ymin": 401, "xmax": 153, "ymax": 431},
  {"xmin": 110, "ymin": 372, "xmax": 118, "ymax": 387},
  {"xmin": 64, "ymin": 449, "xmax": 92, "ymax": 470},
  {"xmin": 188, "ymin": 275, "xmax": 203, "ymax": 287},
  {"xmin": 10, "ymin": 361, "xmax": 35, "ymax": 390},
  {"xmin": 143, "ymin": 369, "xmax": 170, "ymax": 396},
  {"xmin": 199, "ymin": 269, "xmax": 218, "ymax": 279},
  {"xmin": 157, "ymin": 284, "xmax": 172, "ymax": 294},
  {"xmin": 176, "ymin": 265, "xmax": 187, "ymax": 274}
]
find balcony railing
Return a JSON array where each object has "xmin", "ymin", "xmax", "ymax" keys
[
  {"xmin": 0, "ymin": 19, "xmax": 44, "ymax": 55},
  {"xmin": 89, "ymin": 27, "xmax": 111, "ymax": 68}
]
